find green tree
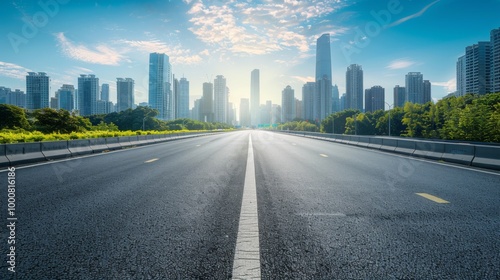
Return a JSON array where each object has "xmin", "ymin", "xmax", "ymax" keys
[
  {"xmin": 33, "ymin": 108, "xmax": 91, "ymax": 133},
  {"xmin": 0, "ymin": 104, "xmax": 30, "ymax": 130}
]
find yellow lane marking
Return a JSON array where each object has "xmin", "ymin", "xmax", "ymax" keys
[
  {"xmin": 415, "ymin": 193, "xmax": 450, "ymax": 204},
  {"xmin": 320, "ymin": 154, "xmax": 328, "ymax": 158},
  {"xmin": 144, "ymin": 158, "xmax": 159, "ymax": 163}
]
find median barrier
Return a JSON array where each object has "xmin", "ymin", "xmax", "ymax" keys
[
  {"xmin": 338, "ymin": 135, "xmax": 351, "ymax": 144},
  {"xmin": 380, "ymin": 138, "xmax": 398, "ymax": 152},
  {"xmin": 118, "ymin": 136, "xmax": 132, "ymax": 147},
  {"xmin": 395, "ymin": 139, "xmax": 416, "ymax": 156},
  {"xmin": 413, "ymin": 141, "xmax": 444, "ymax": 160},
  {"xmin": 89, "ymin": 138, "xmax": 109, "ymax": 153},
  {"xmin": 137, "ymin": 135, "xmax": 149, "ymax": 145},
  {"xmin": 68, "ymin": 139, "xmax": 93, "ymax": 156},
  {"xmin": 367, "ymin": 137, "xmax": 383, "ymax": 149},
  {"xmin": 0, "ymin": 145, "xmax": 9, "ymax": 167},
  {"xmin": 348, "ymin": 136, "xmax": 359, "ymax": 146},
  {"xmin": 128, "ymin": 136, "xmax": 142, "ymax": 146},
  {"xmin": 6, "ymin": 142, "xmax": 46, "ymax": 165},
  {"xmin": 471, "ymin": 145, "xmax": 500, "ymax": 170},
  {"xmin": 354, "ymin": 136, "xmax": 370, "ymax": 148},
  {"xmin": 442, "ymin": 143, "xmax": 475, "ymax": 165},
  {"xmin": 105, "ymin": 137, "xmax": 122, "ymax": 150},
  {"xmin": 41, "ymin": 141, "xmax": 71, "ymax": 160}
]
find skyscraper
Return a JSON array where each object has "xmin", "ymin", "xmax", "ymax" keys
[
  {"xmin": 405, "ymin": 72, "xmax": 424, "ymax": 104},
  {"xmin": 214, "ymin": 75, "xmax": 227, "ymax": 123},
  {"xmin": 149, "ymin": 52, "xmax": 172, "ymax": 120},
  {"xmin": 393, "ymin": 85, "xmax": 406, "ymax": 108},
  {"xmin": 465, "ymin": 42, "xmax": 491, "ymax": 95},
  {"xmin": 57, "ymin": 84, "xmax": 75, "ymax": 112},
  {"xmin": 201, "ymin": 82, "xmax": 214, "ymax": 122},
  {"xmin": 101, "ymin": 83, "xmax": 109, "ymax": 102},
  {"xmin": 365, "ymin": 86, "xmax": 385, "ymax": 113},
  {"xmin": 78, "ymin": 74, "xmax": 99, "ymax": 116},
  {"xmin": 346, "ymin": 64, "xmax": 363, "ymax": 111},
  {"xmin": 302, "ymin": 82, "xmax": 315, "ymax": 121},
  {"xmin": 332, "ymin": 84, "xmax": 340, "ymax": 113},
  {"xmin": 26, "ymin": 72, "xmax": 49, "ymax": 110},
  {"xmin": 314, "ymin": 33, "xmax": 332, "ymax": 122},
  {"xmin": 456, "ymin": 55, "xmax": 466, "ymax": 96},
  {"xmin": 176, "ymin": 77, "xmax": 190, "ymax": 119},
  {"xmin": 250, "ymin": 69, "xmax": 260, "ymax": 126},
  {"xmin": 117, "ymin": 78, "xmax": 134, "ymax": 112},
  {"xmin": 240, "ymin": 98, "xmax": 250, "ymax": 127},
  {"xmin": 281, "ymin": 85, "xmax": 295, "ymax": 122},
  {"xmin": 491, "ymin": 28, "xmax": 500, "ymax": 93},
  {"xmin": 423, "ymin": 80, "xmax": 431, "ymax": 103}
]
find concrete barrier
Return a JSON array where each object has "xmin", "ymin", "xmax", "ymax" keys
[
  {"xmin": 368, "ymin": 138, "xmax": 383, "ymax": 149},
  {"xmin": 0, "ymin": 145, "xmax": 10, "ymax": 167},
  {"xmin": 413, "ymin": 141, "xmax": 444, "ymax": 160},
  {"xmin": 105, "ymin": 137, "xmax": 122, "ymax": 150},
  {"xmin": 395, "ymin": 139, "xmax": 416, "ymax": 156},
  {"xmin": 68, "ymin": 139, "xmax": 93, "ymax": 156},
  {"xmin": 442, "ymin": 143, "xmax": 475, "ymax": 165},
  {"xmin": 118, "ymin": 136, "xmax": 132, "ymax": 147},
  {"xmin": 348, "ymin": 136, "xmax": 359, "ymax": 146},
  {"xmin": 354, "ymin": 136, "xmax": 370, "ymax": 148},
  {"xmin": 6, "ymin": 142, "xmax": 46, "ymax": 165},
  {"xmin": 89, "ymin": 138, "xmax": 109, "ymax": 153},
  {"xmin": 41, "ymin": 141, "xmax": 71, "ymax": 160},
  {"xmin": 380, "ymin": 138, "xmax": 397, "ymax": 152},
  {"xmin": 128, "ymin": 135, "xmax": 142, "ymax": 146},
  {"xmin": 471, "ymin": 145, "xmax": 500, "ymax": 170},
  {"xmin": 137, "ymin": 135, "xmax": 149, "ymax": 145}
]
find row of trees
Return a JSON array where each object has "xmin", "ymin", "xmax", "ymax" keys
[
  {"xmin": 0, "ymin": 105, "xmax": 233, "ymax": 133},
  {"xmin": 280, "ymin": 93, "xmax": 500, "ymax": 143}
]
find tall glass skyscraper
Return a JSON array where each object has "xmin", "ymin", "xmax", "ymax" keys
[
  {"xmin": 77, "ymin": 74, "xmax": 99, "ymax": 116},
  {"xmin": 346, "ymin": 64, "xmax": 363, "ymax": 111},
  {"xmin": 117, "ymin": 78, "xmax": 134, "ymax": 112},
  {"xmin": 175, "ymin": 77, "xmax": 190, "ymax": 119},
  {"xmin": 250, "ymin": 69, "xmax": 260, "ymax": 126},
  {"xmin": 149, "ymin": 53, "xmax": 172, "ymax": 120},
  {"xmin": 214, "ymin": 75, "xmax": 227, "ymax": 123},
  {"xmin": 26, "ymin": 72, "xmax": 49, "ymax": 110},
  {"xmin": 314, "ymin": 33, "xmax": 332, "ymax": 122}
]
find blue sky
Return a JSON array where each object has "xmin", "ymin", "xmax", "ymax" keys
[{"xmin": 0, "ymin": 0, "xmax": 499, "ymax": 111}]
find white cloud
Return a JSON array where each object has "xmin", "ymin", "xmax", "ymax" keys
[
  {"xmin": 386, "ymin": 59, "xmax": 416, "ymax": 70},
  {"xmin": 0, "ymin": 61, "xmax": 32, "ymax": 80},
  {"xmin": 433, "ymin": 78, "xmax": 456, "ymax": 93},
  {"xmin": 54, "ymin": 32, "xmax": 124, "ymax": 65},
  {"xmin": 388, "ymin": 0, "xmax": 441, "ymax": 27},
  {"xmin": 291, "ymin": 75, "xmax": 315, "ymax": 83}
]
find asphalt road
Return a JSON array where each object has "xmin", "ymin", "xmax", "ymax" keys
[{"xmin": 1, "ymin": 130, "xmax": 499, "ymax": 279}]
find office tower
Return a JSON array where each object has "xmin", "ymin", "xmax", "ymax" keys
[
  {"xmin": 149, "ymin": 52, "xmax": 172, "ymax": 120},
  {"xmin": 314, "ymin": 33, "xmax": 332, "ymax": 122},
  {"xmin": 50, "ymin": 97, "xmax": 58, "ymax": 109},
  {"xmin": 332, "ymin": 84, "xmax": 340, "ymax": 113},
  {"xmin": 0, "ymin": 87, "xmax": 6, "ymax": 104},
  {"xmin": 227, "ymin": 102, "xmax": 236, "ymax": 126},
  {"xmin": 214, "ymin": 75, "xmax": 227, "ymax": 123},
  {"xmin": 465, "ymin": 42, "xmax": 491, "ymax": 95},
  {"xmin": 405, "ymin": 72, "xmax": 424, "ymax": 104},
  {"xmin": 295, "ymin": 98, "xmax": 303, "ymax": 120},
  {"xmin": 175, "ymin": 77, "xmax": 189, "ymax": 119},
  {"xmin": 302, "ymin": 82, "xmax": 315, "ymax": 121},
  {"xmin": 173, "ymin": 75, "xmax": 179, "ymax": 118},
  {"xmin": 346, "ymin": 64, "xmax": 363, "ymax": 111},
  {"xmin": 281, "ymin": 85, "xmax": 295, "ymax": 122},
  {"xmin": 78, "ymin": 74, "xmax": 99, "ymax": 116},
  {"xmin": 393, "ymin": 85, "xmax": 406, "ymax": 108},
  {"xmin": 260, "ymin": 101, "xmax": 272, "ymax": 125},
  {"xmin": 1, "ymin": 87, "xmax": 26, "ymax": 108},
  {"xmin": 57, "ymin": 84, "xmax": 75, "ymax": 112},
  {"xmin": 192, "ymin": 98, "xmax": 202, "ymax": 121},
  {"xmin": 456, "ymin": 55, "xmax": 466, "ymax": 96},
  {"xmin": 201, "ymin": 82, "xmax": 214, "ymax": 122},
  {"xmin": 240, "ymin": 98, "xmax": 250, "ymax": 127},
  {"xmin": 117, "ymin": 78, "xmax": 134, "ymax": 112},
  {"xmin": 271, "ymin": 104, "xmax": 281, "ymax": 124},
  {"xmin": 250, "ymin": 69, "xmax": 260, "ymax": 126},
  {"xmin": 101, "ymin": 83, "xmax": 109, "ymax": 102},
  {"xmin": 26, "ymin": 72, "xmax": 49, "ymax": 110},
  {"xmin": 340, "ymin": 93, "xmax": 346, "ymax": 111},
  {"xmin": 491, "ymin": 28, "xmax": 500, "ymax": 93},
  {"xmin": 365, "ymin": 86, "xmax": 385, "ymax": 113},
  {"xmin": 423, "ymin": 80, "xmax": 431, "ymax": 103}
]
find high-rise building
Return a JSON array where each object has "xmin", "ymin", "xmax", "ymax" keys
[
  {"xmin": 214, "ymin": 75, "xmax": 227, "ymax": 123},
  {"xmin": 302, "ymin": 82, "xmax": 315, "ymax": 121},
  {"xmin": 295, "ymin": 98, "xmax": 303, "ymax": 120},
  {"xmin": 117, "ymin": 78, "xmax": 134, "ymax": 112},
  {"xmin": 227, "ymin": 102, "xmax": 236, "ymax": 126},
  {"xmin": 57, "ymin": 84, "xmax": 75, "ymax": 111},
  {"xmin": 281, "ymin": 85, "xmax": 295, "ymax": 122},
  {"xmin": 101, "ymin": 83, "xmax": 109, "ymax": 102},
  {"xmin": 456, "ymin": 55, "xmax": 466, "ymax": 96},
  {"xmin": 465, "ymin": 42, "xmax": 491, "ymax": 95},
  {"xmin": 50, "ymin": 97, "xmax": 58, "ymax": 109},
  {"xmin": 172, "ymin": 76, "xmax": 179, "ymax": 118},
  {"xmin": 240, "ymin": 98, "xmax": 250, "ymax": 127},
  {"xmin": 314, "ymin": 33, "xmax": 332, "ymax": 122},
  {"xmin": 423, "ymin": 80, "xmax": 432, "ymax": 103},
  {"xmin": 260, "ymin": 101, "xmax": 272, "ymax": 125},
  {"xmin": 340, "ymin": 93, "xmax": 346, "ymax": 111},
  {"xmin": 346, "ymin": 64, "xmax": 363, "ymax": 111},
  {"xmin": 405, "ymin": 72, "xmax": 424, "ymax": 104},
  {"xmin": 332, "ymin": 84, "xmax": 340, "ymax": 113},
  {"xmin": 175, "ymin": 77, "xmax": 190, "ymax": 119},
  {"xmin": 491, "ymin": 28, "xmax": 500, "ymax": 93},
  {"xmin": 149, "ymin": 52, "xmax": 172, "ymax": 120},
  {"xmin": 0, "ymin": 87, "xmax": 26, "ymax": 108},
  {"xmin": 201, "ymin": 82, "xmax": 214, "ymax": 122},
  {"xmin": 393, "ymin": 85, "xmax": 406, "ymax": 108},
  {"xmin": 192, "ymin": 98, "xmax": 202, "ymax": 121},
  {"xmin": 250, "ymin": 69, "xmax": 260, "ymax": 126},
  {"xmin": 78, "ymin": 74, "xmax": 99, "ymax": 116},
  {"xmin": 365, "ymin": 86, "xmax": 385, "ymax": 113},
  {"xmin": 26, "ymin": 72, "xmax": 49, "ymax": 110}
]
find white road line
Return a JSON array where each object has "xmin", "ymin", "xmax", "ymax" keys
[
  {"xmin": 144, "ymin": 158, "xmax": 159, "ymax": 163},
  {"xmin": 232, "ymin": 134, "xmax": 261, "ymax": 280}
]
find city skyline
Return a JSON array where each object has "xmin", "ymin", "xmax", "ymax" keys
[{"xmin": 1, "ymin": 1, "xmax": 499, "ymax": 111}]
